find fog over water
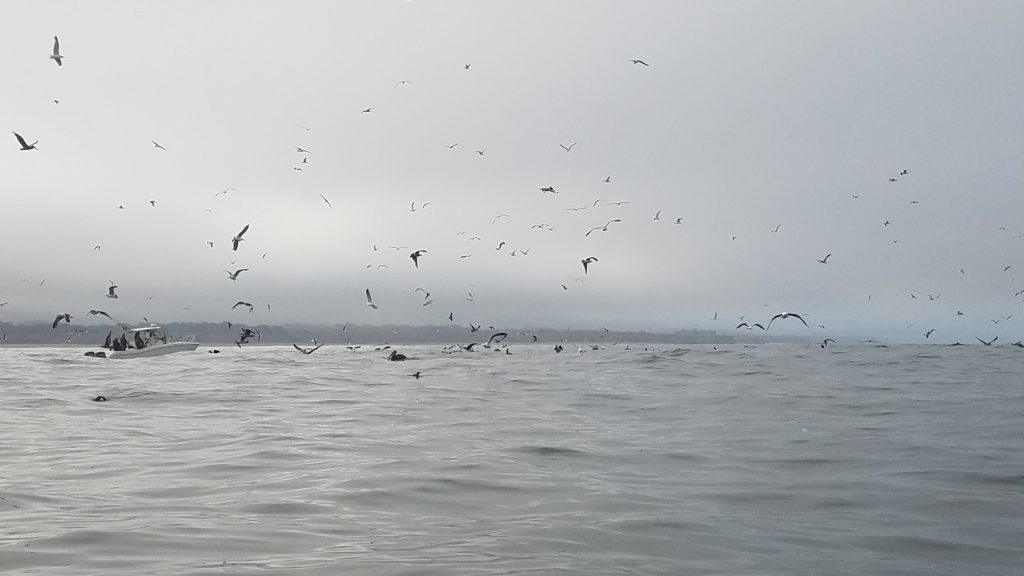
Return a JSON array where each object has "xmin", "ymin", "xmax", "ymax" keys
[{"xmin": 2, "ymin": 2, "xmax": 1024, "ymax": 342}]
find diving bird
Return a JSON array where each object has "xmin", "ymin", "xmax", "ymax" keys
[
  {"xmin": 581, "ymin": 256, "xmax": 599, "ymax": 274},
  {"xmin": 817, "ymin": 253, "xmax": 832, "ymax": 264},
  {"xmin": 52, "ymin": 313, "xmax": 72, "ymax": 329},
  {"xmin": 232, "ymin": 224, "xmax": 249, "ymax": 251},
  {"xmin": 232, "ymin": 301, "xmax": 254, "ymax": 313},
  {"xmin": 484, "ymin": 332, "xmax": 508, "ymax": 348},
  {"xmin": 225, "ymin": 269, "xmax": 249, "ymax": 281},
  {"xmin": 365, "ymin": 289, "xmax": 377, "ymax": 309},
  {"xmin": 293, "ymin": 342, "xmax": 324, "ymax": 354},
  {"xmin": 766, "ymin": 313, "xmax": 809, "ymax": 330},
  {"xmin": 977, "ymin": 336, "xmax": 998, "ymax": 346},
  {"xmin": 49, "ymin": 36, "xmax": 63, "ymax": 66},
  {"xmin": 13, "ymin": 132, "xmax": 37, "ymax": 150},
  {"xmin": 410, "ymin": 250, "xmax": 427, "ymax": 268},
  {"xmin": 585, "ymin": 219, "xmax": 621, "ymax": 237},
  {"xmin": 106, "ymin": 283, "xmax": 119, "ymax": 299}
]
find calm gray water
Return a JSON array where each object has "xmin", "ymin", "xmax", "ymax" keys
[{"xmin": 1, "ymin": 344, "xmax": 1021, "ymax": 575}]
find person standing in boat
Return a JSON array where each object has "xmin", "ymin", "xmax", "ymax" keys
[{"xmin": 134, "ymin": 331, "xmax": 146, "ymax": 350}]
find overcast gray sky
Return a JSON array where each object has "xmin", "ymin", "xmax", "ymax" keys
[{"xmin": 2, "ymin": 1, "xmax": 1023, "ymax": 342}]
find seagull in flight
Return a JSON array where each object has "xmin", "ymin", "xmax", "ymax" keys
[
  {"xmin": 50, "ymin": 36, "xmax": 63, "ymax": 66},
  {"xmin": 319, "ymin": 194, "xmax": 332, "ymax": 208},
  {"xmin": 232, "ymin": 301, "xmax": 255, "ymax": 313},
  {"xmin": 88, "ymin": 309, "xmax": 114, "ymax": 321},
  {"xmin": 52, "ymin": 313, "xmax": 72, "ymax": 329},
  {"xmin": 817, "ymin": 253, "xmax": 832, "ymax": 264},
  {"xmin": 225, "ymin": 268, "xmax": 249, "ymax": 281},
  {"xmin": 585, "ymin": 219, "xmax": 622, "ymax": 237},
  {"xmin": 581, "ymin": 256, "xmax": 599, "ymax": 274},
  {"xmin": 976, "ymin": 336, "xmax": 998, "ymax": 346},
  {"xmin": 410, "ymin": 250, "xmax": 427, "ymax": 268},
  {"xmin": 365, "ymin": 289, "xmax": 378, "ymax": 309},
  {"xmin": 106, "ymin": 283, "xmax": 119, "ymax": 299},
  {"xmin": 492, "ymin": 214, "xmax": 510, "ymax": 224},
  {"xmin": 736, "ymin": 323, "xmax": 766, "ymax": 331},
  {"xmin": 628, "ymin": 59, "xmax": 649, "ymax": 66},
  {"xmin": 152, "ymin": 141, "xmax": 166, "ymax": 150},
  {"xmin": 766, "ymin": 313, "xmax": 809, "ymax": 330},
  {"xmin": 560, "ymin": 142, "xmax": 576, "ymax": 152},
  {"xmin": 293, "ymin": 341, "xmax": 324, "ymax": 354},
  {"xmin": 232, "ymin": 224, "xmax": 249, "ymax": 251},
  {"xmin": 296, "ymin": 147, "xmax": 310, "ymax": 153},
  {"xmin": 444, "ymin": 143, "xmax": 458, "ymax": 149},
  {"xmin": 924, "ymin": 328, "xmax": 936, "ymax": 338},
  {"xmin": 12, "ymin": 132, "xmax": 37, "ymax": 150},
  {"xmin": 540, "ymin": 186, "xmax": 557, "ymax": 194}
]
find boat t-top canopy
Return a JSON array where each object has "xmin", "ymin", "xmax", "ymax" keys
[{"xmin": 125, "ymin": 326, "xmax": 163, "ymax": 333}]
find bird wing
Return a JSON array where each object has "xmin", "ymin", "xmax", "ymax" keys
[
  {"xmin": 237, "ymin": 224, "xmax": 249, "ymax": 238},
  {"xmin": 792, "ymin": 314, "xmax": 809, "ymax": 328},
  {"xmin": 232, "ymin": 301, "xmax": 244, "ymax": 309},
  {"xmin": 13, "ymin": 132, "xmax": 28, "ymax": 148},
  {"xmin": 753, "ymin": 324, "xmax": 766, "ymax": 330},
  {"xmin": 53, "ymin": 36, "xmax": 59, "ymax": 55},
  {"xmin": 735, "ymin": 323, "xmax": 748, "ymax": 329},
  {"xmin": 766, "ymin": 315, "xmax": 782, "ymax": 330},
  {"xmin": 52, "ymin": 315, "xmax": 61, "ymax": 329},
  {"xmin": 365, "ymin": 289, "xmax": 373, "ymax": 303}
]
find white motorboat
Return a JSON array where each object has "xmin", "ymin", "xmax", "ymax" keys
[{"xmin": 90, "ymin": 326, "xmax": 199, "ymax": 359}]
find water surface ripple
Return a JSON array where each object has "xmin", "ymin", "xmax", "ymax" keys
[{"xmin": 1, "ymin": 344, "xmax": 1021, "ymax": 575}]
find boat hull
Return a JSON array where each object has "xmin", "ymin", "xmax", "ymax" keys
[{"xmin": 106, "ymin": 342, "xmax": 199, "ymax": 359}]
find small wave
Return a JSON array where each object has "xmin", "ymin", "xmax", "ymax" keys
[{"xmin": 515, "ymin": 445, "xmax": 589, "ymax": 457}]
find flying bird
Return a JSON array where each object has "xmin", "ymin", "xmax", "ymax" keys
[
  {"xmin": 581, "ymin": 256, "xmax": 599, "ymax": 274},
  {"xmin": 152, "ymin": 141, "xmax": 166, "ymax": 150},
  {"xmin": 560, "ymin": 142, "xmax": 576, "ymax": 152},
  {"xmin": 106, "ymin": 283, "xmax": 119, "ymax": 299},
  {"xmin": 225, "ymin": 269, "xmax": 249, "ymax": 281},
  {"xmin": 319, "ymin": 194, "xmax": 332, "ymax": 208},
  {"xmin": 540, "ymin": 186, "xmax": 557, "ymax": 194},
  {"xmin": 232, "ymin": 224, "xmax": 249, "ymax": 251},
  {"xmin": 976, "ymin": 336, "xmax": 998, "ymax": 346},
  {"xmin": 766, "ymin": 313, "xmax": 809, "ymax": 330},
  {"xmin": 628, "ymin": 59, "xmax": 649, "ymax": 66},
  {"xmin": 924, "ymin": 329, "xmax": 936, "ymax": 338},
  {"xmin": 365, "ymin": 289, "xmax": 378, "ymax": 309},
  {"xmin": 585, "ymin": 219, "xmax": 622, "ymax": 237},
  {"xmin": 87, "ymin": 309, "xmax": 113, "ymax": 321},
  {"xmin": 736, "ymin": 323, "xmax": 766, "ymax": 330},
  {"xmin": 13, "ymin": 132, "xmax": 37, "ymax": 150},
  {"xmin": 232, "ymin": 301, "xmax": 254, "ymax": 313},
  {"xmin": 817, "ymin": 253, "xmax": 832, "ymax": 264},
  {"xmin": 410, "ymin": 250, "xmax": 427, "ymax": 268},
  {"xmin": 296, "ymin": 147, "xmax": 310, "ymax": 153},
  {"xmin": 361, "ymin": 108, "xmax": 373, "ymax": 113},
  {"xmin": 293, "ymin": 342, "xmax": 324, "ymax": 354},
  {"xmin": 52, "ymin": 313, "xmax": 72, "ymax": 329},
  {"xmin": 50, "ymin": 36, "xmax": 63, "ymax": 66}
]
